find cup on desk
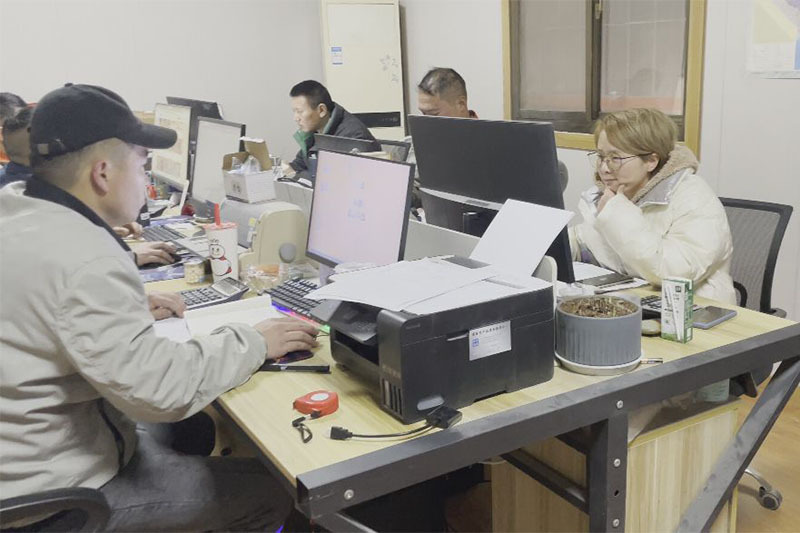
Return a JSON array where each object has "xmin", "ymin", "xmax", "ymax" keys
[{"xmin": 203, "ymin": 222, "xmax": 239, "ymax": 282}]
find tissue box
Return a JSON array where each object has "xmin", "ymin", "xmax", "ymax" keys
[{"xmin": 223, "ymin": 138, "xmax": 275, "ymax": 203}]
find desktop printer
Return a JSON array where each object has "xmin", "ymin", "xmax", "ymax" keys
[
  {"xmin": 220, "ymin": 198, "xmax": 308, "ymax": 269},
  {"xmin": 312, "ymin": 258, "xmax": 555, "ymax": 424}
]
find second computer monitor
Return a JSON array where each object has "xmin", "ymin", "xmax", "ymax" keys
[
  {"xmin": 191, "ymin": 117, "xmax": 245, "ymax": 207},
  {"xmin": 408, "ymin": 114, "xmax": 575, "ymax": 283},
  {"xmin": 306, "ymin": 150, "xmax": 414, "ymax": 268},
  {"xmin": 151, "ymin": 103, "xmax": 191, "ymax": 190},
  {"xmin": 166, "ymin": 96, "xmax": 223, "ymax": 147}
]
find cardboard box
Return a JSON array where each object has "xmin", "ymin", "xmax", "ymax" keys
[{"xmin": 223, "ymin": 138, "xmax": 275, "ymax": 203}]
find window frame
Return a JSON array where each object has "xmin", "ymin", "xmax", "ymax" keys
[{"xmin": 502, "ymin": 0, "xmax": 706, "ymax": 155}]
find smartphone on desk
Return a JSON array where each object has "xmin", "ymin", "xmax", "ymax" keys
[
  {"xmin": 580, "ymin": 272, "xmax": 635, "ymax": 289},
  {"xmin": 693, "ymin": 306, "xmax": 737, "ymax": 329}
]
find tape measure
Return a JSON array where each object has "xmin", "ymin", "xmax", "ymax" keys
[{"xmin": 293, "ymin": 390, "xmax": 339, "ymax": 417}]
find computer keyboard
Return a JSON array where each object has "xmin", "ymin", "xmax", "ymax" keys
[
  {"xmin": 267, "ymin": 278, "xmax": 320, "ymax": 318},
  {"xmin": 142, "ymin": 224, "xmax": 184, "ymax": 242}
]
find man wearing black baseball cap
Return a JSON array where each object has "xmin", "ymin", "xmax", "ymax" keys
[{"xmin": 0, "ymin": 84, "xmax": 318, "ymax": 531}]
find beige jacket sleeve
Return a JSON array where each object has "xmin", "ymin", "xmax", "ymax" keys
[
  {"xmin": 55, "ymin": 256, "xmax": 266, "ymax": 423},
  {"xmin": 594, "ymin": 178, "xmax": 731, "ymax": 287}
]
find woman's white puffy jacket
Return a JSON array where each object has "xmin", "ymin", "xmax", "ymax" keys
[{"xmin": 569, "ymin": 145, "xmax": 736, "ymax": 304}]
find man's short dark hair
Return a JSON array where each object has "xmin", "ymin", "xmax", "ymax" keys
[
  {"xmin": 418, "ymin": 68, "xmax": 467, "ymax": 100},
  {"xmin": 289, "ymin": 80, "xmax": 334, "ymax": 111},
  {"xmin": 0, "ymin": 92, "xmax": 27, "ymax": 123},
  {"xmin": 3, "ymin": 106, "xmax": 33, "ymax": 135}
]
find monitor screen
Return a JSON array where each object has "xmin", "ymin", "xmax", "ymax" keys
[
  {"xmin": 306, "ymin": 150, "xmax": 414, "ymax": 268},
  {"xmin": 408, "ymin": 114, "xmax": 575, "ymax": 283},
  {"xmin": 151, "ymin": 103, "xmax": 191, "ymax": 190},
  {"xmin": 191, "ymin": 118, "xmax": 245, "ymax": 205},
  {"xmin": 165, "ymin": 96, "xmax": 223, "ymax": 148}
]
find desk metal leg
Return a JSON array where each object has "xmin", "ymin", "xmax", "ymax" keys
[
  {"xmin": 313, "ymin": 511, "xmax": 377, "ymax": 533},
  {"xmin": 678, "ymin": 356, "xmax": 800, "ymax": 532},
  {"xmin": 587, "ymin": 413, "xmax": 628, "ymax": 532}
]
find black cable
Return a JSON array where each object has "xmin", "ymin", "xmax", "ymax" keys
[{"xmin": 330, "ymin": 423, "xmax": 433, "ymax": 440}]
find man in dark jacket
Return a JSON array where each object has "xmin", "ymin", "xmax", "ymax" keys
[
  {"xmin": 284, "ymin": 80, "xmax": 379, "ymax": 175},
  {"xmin": 0, "ymin": 106, "xmax": 33, "ymax": 187}
]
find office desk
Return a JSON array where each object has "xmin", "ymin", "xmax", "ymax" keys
[{"xmin": 208, "ymin": 293, "xmax": 800, "ymax": 532}]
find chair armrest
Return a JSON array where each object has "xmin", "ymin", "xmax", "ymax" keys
[
  {"xmin": 769, "ymin": 307, "xmax": 787, "ymax": 318},
  {"xmin": 0, "ymin": 487, "xmax": 110, "ymax": 532}
]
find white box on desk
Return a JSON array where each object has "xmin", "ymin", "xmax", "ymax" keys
[{"xmin": 223, "ymin": 138, "xmax": 275, "ymax": 203}]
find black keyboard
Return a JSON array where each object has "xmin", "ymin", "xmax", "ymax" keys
[
  {"xmin": 267, "ymin": 278, "xmax": 320, "ymax": 318},
  {"xmin": 142, "ymin": 225, "xmax": 184, "ymax": 242}
]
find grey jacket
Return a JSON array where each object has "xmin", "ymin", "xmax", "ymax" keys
[
  {"xmin": 0, "ymin": 182, "xmax": 267, "ymax": 499},
  {"xmin": 289, "ymin": 102, "xmax": 380, "ymax": 171}
]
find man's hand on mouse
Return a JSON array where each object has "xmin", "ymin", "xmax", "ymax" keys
[
  {"xmin": 254, "ymin": 317, "xmax": 319, "ymax": 359},
  {"xmin": 132, "ymin": 241, "xmax": 178, "ymax": 267}
]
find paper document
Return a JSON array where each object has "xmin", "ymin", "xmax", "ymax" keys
[
  {"xmin": 572, "ymin": 261, "xmax": 614, "ymax": 281},
  {"xmin": 470, "ymin": 199, "xmax": 573, "ymax": 277},
  {"xmin": 306, "ymin": 258, "xmax": 499, "ymax": 312},
  {"xmin": 153, "ymin": 317, "xmax": 192, "ymax": 342},
  {"xmin": 404, "ymin": 274, "xmax": 551, "ymax": 315},
  {"xmin": 151, "ymin": 296, "xmax": 285, "ymax": 341},
  {"xmin": 186, "ymin": 295, "xmax": 284, "ymax": 336}
]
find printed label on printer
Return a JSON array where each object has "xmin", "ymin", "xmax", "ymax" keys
[{"xmin": 469, "ymin": 321, "xmax": 511, "ymax": 361}]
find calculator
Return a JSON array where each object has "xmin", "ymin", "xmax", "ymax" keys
[{"xmin": 180, "ymin": 277, "xmax": 250, "ymax": 310}]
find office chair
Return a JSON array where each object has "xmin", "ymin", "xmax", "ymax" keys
[
  {"xmin": 377, "ymin": 139, "xmax": 411, "ymax": 162},
  {"xmin": 557, "ymin": 160, "xmax": 569, "ymax": 192},
  {"xmin": 0, "ymin": 488, "xmax": 110, "ymax": 532},
  {"xmin": 720, "ymin": 197, "xmax": 793, "ymax": 511}
]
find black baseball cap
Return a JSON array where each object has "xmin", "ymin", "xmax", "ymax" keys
[{"xmin": 30, "ymin": 83, "xmax": 177, "ymax": 159}]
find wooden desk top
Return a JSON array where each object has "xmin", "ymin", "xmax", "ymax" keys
[{"xmin": 213, "ymin": 289, "xmax": 795, "ymax": 487}]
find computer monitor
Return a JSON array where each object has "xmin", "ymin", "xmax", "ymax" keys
[
  {"xmin": 306, "ymin": 150, "xmax": 414, "ymax": 268},
  {"xmin": 151, "ymin": 103, "xmax": 191, "ymax": 190},
  {"xmin": 313, "ymin": 134, "xmax": 380, "ymax": 154},
  {"xmin": 190, "ymin": 118, "xmax": 245, "ymax": 208},
  {"xmin": 408, "ymin": 114, "xmax": 575, "ymax": 283},
  {"xmin": 165, "ymin": 96, "xmax": 223, "ymax": 149}
]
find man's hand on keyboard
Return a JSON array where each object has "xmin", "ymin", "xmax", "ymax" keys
[
  {"xmin": 255, "ymin": 317, "xmax": 320, "ymax": 359},
  {"xmin": 148, "ymin": 292, "xmax": 186, "ymax": 320},
  {"xmin": 114, "ymin": 221, "xmax": 143, "ymax": 239},
  {"xmin": 132, "ymin": 241, "xmax": 178, "ymax": 267}
]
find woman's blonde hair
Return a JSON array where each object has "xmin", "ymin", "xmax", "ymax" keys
[{"xmin": 593, "ymin": 108, "xmax": 677, "ymax": 175}]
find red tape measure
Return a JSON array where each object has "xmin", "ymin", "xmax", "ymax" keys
[{"xmin": 293, "ymin": 390, "xmax": 339, "ymax": 417}]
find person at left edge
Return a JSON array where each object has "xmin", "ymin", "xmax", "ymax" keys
[{"xmin": 0, "ymin": 83, "xmax": 319, "ymax": 531}]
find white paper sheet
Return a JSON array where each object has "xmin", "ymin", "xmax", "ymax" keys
[
  {"xmin": 152, "ymin": 317, "xmax": 192, "ymax": 342},
  {"xmin": 572, "ymin": 261, "xmax": 614, "ymax": 281},
  {"xmin": 469, "ymin": 200, "xmax": 573, "ymax": 277},
  {"xmin": 185, "ymin": 295, "xmax": 284, "ymax": 336},
  {"xmin": 306, "ymin": 258, "xmax": 499, "ymax": 312},
  {"xmin": 404, "ymin": 275, "xmax": 551, "ymax": 315}
]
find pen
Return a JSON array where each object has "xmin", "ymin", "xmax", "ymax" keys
[
  {"xmin": 640, "ymin": 358, "xmax": 664, "ymax": 364},
  {"xmin": 261, "ymin": 364, "xmax": 331, "ymax": 373}
]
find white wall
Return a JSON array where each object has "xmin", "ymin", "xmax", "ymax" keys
[
  {"xmin": 700, "ymin": 0, "xmax": 800, "ymax": 319},
  {"xmin": 400, "ymin": 0, "xmax": 504, "ymax": 119},
  {"xmin": 0, "ymin": 0, "xmax": 323, "ymax": 161}
]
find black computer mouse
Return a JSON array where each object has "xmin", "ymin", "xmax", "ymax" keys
[{"xmin": 139, "ymin": 255, "xmax": 182, "ymax": 270}]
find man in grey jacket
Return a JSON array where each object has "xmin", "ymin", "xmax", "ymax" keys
[
  {"xmin": 284, "ymin": 79, "xmax": 379, "ymax": 176},
  {"xmin": 0, "ymin": 84, "xmax": 318, "ymax": 531}
]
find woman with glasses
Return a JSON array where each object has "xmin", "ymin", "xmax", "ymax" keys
[{"xmin": 570, "ymin": 108, "xmax": 735, "ymax": 304}]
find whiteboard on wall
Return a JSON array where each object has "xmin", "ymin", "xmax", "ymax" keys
[{"xmin": 322, "ymin": 0, "xmax": 406, "ymax": 140}]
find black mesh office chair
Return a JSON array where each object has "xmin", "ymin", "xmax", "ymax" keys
[
  {"xmin": 377, "ymin": 139, "xmax": 411, "ymax": 162},
  {"xmin": 720, "ymin": 197, "xmax": 793, "ymax": 510},
  {"xmin": 0, "ymin": 488, "xmax": 110, "ymax": 532}
]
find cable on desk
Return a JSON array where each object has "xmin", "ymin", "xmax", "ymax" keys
[{"xmin": 329, "ymin": 406, "xmax": 463, "ymax": 441}]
